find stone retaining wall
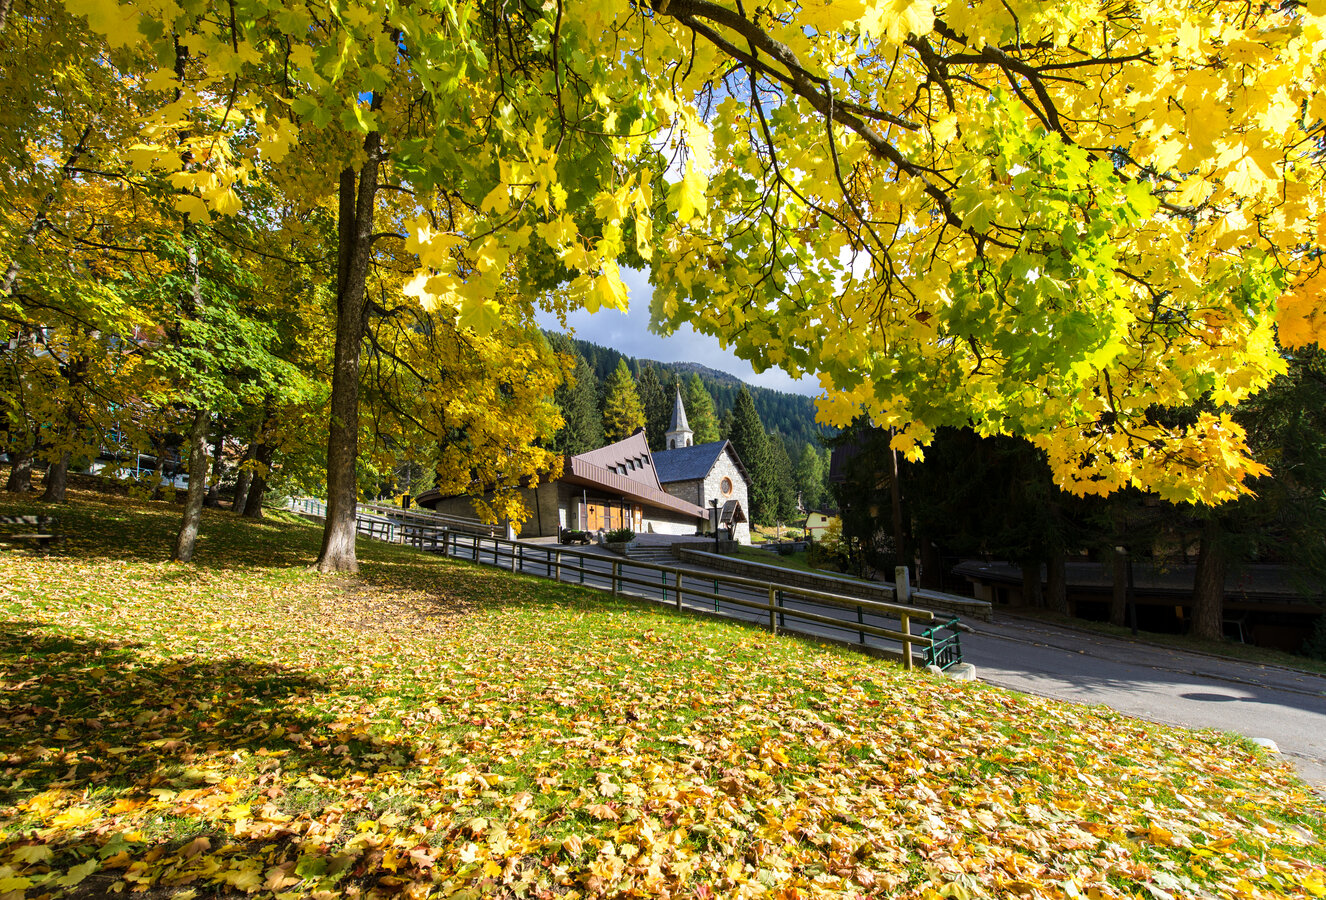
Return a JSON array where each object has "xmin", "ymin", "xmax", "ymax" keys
[{"xmin": 676, "ymin": 549, "xmax": 993, "ymax": 621}]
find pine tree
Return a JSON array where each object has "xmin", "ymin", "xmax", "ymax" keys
[
  {"xmin": 795, "ymin": 443, "xmax": 826, "ymax": 510},
  {"xmin": 601, "ymin": 358, "xmax": 645, "ymax": 443},
  {"xmin": 636, "ymin": 365, "xmax": 669, "ymax": 450},
  {"xmin": 684, "ymin": 373, "xmax": 720, "ymax": 444},
  {"xmin": 728, "ymin": 387, "xmax": 776, "ymax": 524},
  {"xmin": 769, "ymin": 437, "xmax": 799, "ymax": 523},
  {"xmin": 551, "ymin": 339, "xmax": 605, "ymax": 455}
]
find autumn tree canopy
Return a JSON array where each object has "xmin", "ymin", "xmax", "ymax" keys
[{"xmin": 13, "ymin": 0, "xmax": 1326, "ymax": 562}]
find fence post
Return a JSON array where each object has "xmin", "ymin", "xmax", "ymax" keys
[
  {"xmin": 579, "ymin": 555, "xmax": 585, "ymax": 584},
  {"xmin": 554, "ymin": 550, "xmax": 561, "ymax": 582},
  {"xmin": 857, "ymin": 604, "xmax": 866, "ymax": 645},
  {"xmin": 895, "ymin": 566, "xmax": 912, "ymax": 605},
  {"xmin": 675, "ymin": 571, "xmax": 682, "ymax": 612},
  {"xmin": 612, "ymin": 560, "xmax": 620, "ymax": 596},
  {"xmin": 778, "ymin": 590, "xmax": 785, "ymax": 629},
  {"xmin": 661, "ymin": 569, "xmax": 667, "ymax": 602},
  {"xmin": 713, "ymin": 578, "xmax": 719, "ymax": 612},
  {"xmin": 768, "ymin": 585, "xmax": 776, "ymax": 633},
  {"xmin": 517, "ymin": 543, "xmax": 523, "ymax": 572},
  {"xmin": 900, "ymin": 614, "xmax": 912, "ymax": 671}
]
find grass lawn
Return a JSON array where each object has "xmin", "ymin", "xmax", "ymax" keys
[
  {"xmin": 1, "ymin": 492, "xmax": 1323, "ymax": 899},
  {"xmin": 731, "ymin": 546, "xmax": 855, "ymax": 581}
]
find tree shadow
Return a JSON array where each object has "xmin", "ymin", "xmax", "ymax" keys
[{"xmin": 0, "ymin": 620, "xmax": 417, "ymax": 810}]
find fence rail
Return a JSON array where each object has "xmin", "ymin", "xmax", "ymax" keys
[{"xmin": 287, "ymin": 497, "xmax": 940, "ymax": 669}]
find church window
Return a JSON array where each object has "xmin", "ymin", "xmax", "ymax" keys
[{"xmin": 721, "ymin": 477, "xmax": 733, "ymax": 495}]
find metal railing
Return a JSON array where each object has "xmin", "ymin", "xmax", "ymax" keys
[
  {"xmin": 411, "ymin": 529, "xmax": 938, "ymax": 669},
  {"xmin": 288, "ymin": 497, "xmax": 941, "ymax": 669}
]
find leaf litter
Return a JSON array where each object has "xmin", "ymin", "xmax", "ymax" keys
[{"xmin": 0, "ymin": 493, "xmax": 1322, "ymax": 899}]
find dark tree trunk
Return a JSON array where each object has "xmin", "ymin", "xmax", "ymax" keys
[
  {"xmin": 1191, "ymin": 517, "xmax": 1227, "ymax": 641},
  {"xmin": 1045, "ymin": 550, "xmax": 1068, "ymax": 614},
  {"xmin": 315, "ymin": 117, "xmax": 383, "ymax": 574},
  {"xmin": 1110, "ymin": 548, "xmax": 1128, "ymax": 626},
  {"xmin": 5, "ymin": 445, "xmax": 33, "ymax": 492},
  {"xmin": 887, "ymin": 429, "xmax": 911, "ymax": 577},
  {"xmin": 172, "ymin": 409, "xmax": 210, "ymax": 562},
  {"xmin": 203, "ymin": 429, "xmax": 225, "ymax": 508},
  {"xmin": 1018, "ymin": 561, "xmax": 1043, "ymax": 608},
  {"xmin": 242, "ymin": 440, "xmax": 273, "ymax": 519},
  {"xmin": 918, "ymin": 536, "xmax": 942, "ymax": 590},
  {"xmin": 40, "ymin": 451, "xmax": 70, "ymax": 502},
  {"xmin": 231, "ymin": 447, "xmax": 253, "ymax": 513}
]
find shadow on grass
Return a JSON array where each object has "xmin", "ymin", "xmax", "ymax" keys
[
  {"xmin": 0, "ymin": 620, "xmax": 418, "ymax": 810},
  {"xmin": 0, "ymin": 491, "xmax": 327, "ymax": 570}
]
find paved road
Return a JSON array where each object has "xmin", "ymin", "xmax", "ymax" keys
[
  {"xmin": 434, "ymin": 534, "xmax": 1326, "ymax": 790},
  {"xmin": 962, "ymin": 616, "xmax": 1326, "ymax": 789}
]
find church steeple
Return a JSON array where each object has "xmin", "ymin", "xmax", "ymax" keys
[{"xmin": 665, "ymin": 387, "xmax": 693, "ymax": 449}]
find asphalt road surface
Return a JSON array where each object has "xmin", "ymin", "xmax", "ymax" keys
[{"xmin": 435, "ymin": 534, "xmax": 1326, "ymax": 790}]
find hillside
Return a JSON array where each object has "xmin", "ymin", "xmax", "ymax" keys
[
  {"xmin": 1, "ymin": 491, "xmax": 1323, "ymax": 899},
  {"xmin": 561, "ymin": 335, "xmax": 833, "ymax": 448}
]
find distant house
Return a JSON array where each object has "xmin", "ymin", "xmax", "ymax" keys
[{"xmin": 802, "ymin": 511, "xmax": 839, "ymax": 540}]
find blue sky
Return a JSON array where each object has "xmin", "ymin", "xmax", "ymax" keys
[{"xmin": 535, "ymin": 267, "xmax": 818, "ymax": 396}]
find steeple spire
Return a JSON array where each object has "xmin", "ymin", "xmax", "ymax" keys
[{"xmin": 665, "ymin": 387, "xmax": 693, "ymax": 449}]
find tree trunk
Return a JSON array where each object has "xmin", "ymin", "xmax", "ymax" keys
[
  {"xmin": 242, "ymin": 440, "xmax": 273, "ymax": 519},
  {"xmin": 204, "ymin": 428, "xmax": 225, "ymax": 507},
  {"xmin": 1046, "ymin": 550, "xmax": 1068, "ymax": 614},
  {"xmin": 315, "ymin": 118, "xmax": 383, "ymax": 575},
  {"xmin": 887, "ymin": 429, "xmax": 911, "ymax": 576},
  {"xmin": 5, "ymin": 445, "xmax": 33, "ymax": 492},
  {"xmin": 1109, "ymin": 548, "xmax": 1128, "ymax": 626},
  {"xmin": 172, "ymin": 409, "xmax": 210, "ymax": 562},
  {"xmin": 918, "ymin": 536, "xmax": 942, "ymax": 590},
  {"xmin": 231, "ymin": 446, "xmax": 253, "ymax": 512},
  {"xmin": 149, "ymin": 434, "xmax": 169, "ymax": 500},
  {"xmin": 40, "ymin": 451, "xmax": 70, "ymax": 502},
  {"xmin": 1191, "ymin": 517, "xmax": 1227, "ymax": 641},
  {"xmin": 1018, "ymin": 561, "xmax": 1043, "ymax": 608}
]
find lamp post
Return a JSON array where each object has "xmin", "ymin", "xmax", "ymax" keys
[{"xmin": 710, "ymin": 498, "xmax": 720, "ymax": 551}]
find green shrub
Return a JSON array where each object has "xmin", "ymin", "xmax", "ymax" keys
[{"xmin": 604, "ymin": 527, "xmax": 635, "ymax": 543}]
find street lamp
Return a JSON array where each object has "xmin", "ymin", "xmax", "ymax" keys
[{"xmin": 710, "ymin": 498, "xmax": 720, "ymax": 551}]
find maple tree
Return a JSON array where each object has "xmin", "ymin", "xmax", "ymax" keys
[{"xmin": 38, "ymin": 0, "xmax": 1326, "ymax": 572}]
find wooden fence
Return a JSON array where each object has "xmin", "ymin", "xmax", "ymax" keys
[{"xmin": 288, "ymin": 497, "xmax": 940, "ymax": 669}]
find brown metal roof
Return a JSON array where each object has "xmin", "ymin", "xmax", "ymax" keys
[
  {"xmin": 562, "ymin": 455, "xmax": 706, "ymax": 520},
  {"xmin": 572, "ymin": 430, "xmax": 662, "ymax": 490}
]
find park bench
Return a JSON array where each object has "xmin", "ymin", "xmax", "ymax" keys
[
  {"xmin": 0, "ymin": 514, "xmax": 60, "ymax": 553},
  {"xmin": 921, "ymin": 617, "xmax": 971, "ymax": 671}
]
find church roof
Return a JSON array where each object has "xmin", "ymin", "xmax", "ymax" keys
[
  {"xmin": 653, "ymin": 440, "xmax": 748, "ymax": 484},
  {"xmin": 573, "ymin": 430, "xmax": 661, "ymax": 490},
  {"xmin": 668, "ymin": 387, "xmax": 691, "ymax": 435}
]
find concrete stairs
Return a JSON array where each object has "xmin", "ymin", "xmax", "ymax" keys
[{"xmin": 623, "ymin": 545, "xmax": 677, "ymax": 564}]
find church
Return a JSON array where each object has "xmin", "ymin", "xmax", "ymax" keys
[{"xmin": 415, "ymin": 388, "xmax": 751, "ymax": 544}]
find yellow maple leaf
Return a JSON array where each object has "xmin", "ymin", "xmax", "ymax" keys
[
  {"xmin": 1276, "ymin": 269, "xmax": 1326, "ymax": 348},
  {"xmin": 860, "ymin": 0, "xmax": 934, "ymax": 44}
]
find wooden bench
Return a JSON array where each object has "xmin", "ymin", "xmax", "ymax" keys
[{"xmin": 0, "ymin": 514, "xmax": 60, "ymax": 552}]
